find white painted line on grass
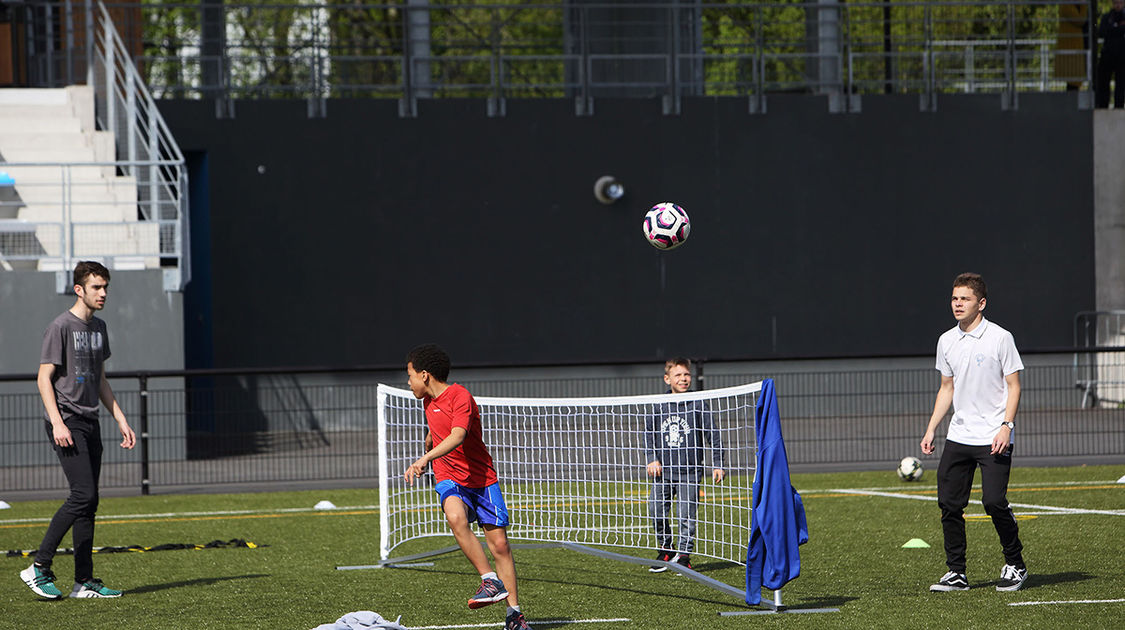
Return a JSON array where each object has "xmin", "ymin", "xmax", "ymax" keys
[
  {"xmin": 408, "ymin": 618, "xmax": 631, "ymax": 629},
  {"xmin": 1009, "ymin": 598, "xmax": 1125, "ymax": 607},
  {"xmin": 828, "ymin": 489, "xmax": 1125, "ymax": 516},
  {"xmin": 834, "ymin": 480, "xmax": 1124, "ymax": 493}
]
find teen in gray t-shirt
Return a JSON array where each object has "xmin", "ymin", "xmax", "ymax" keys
[
  {"xmin": 40, "ymin": 311, "xmax": 111, "ymax": 420},
  {"xmin": 20, "ymin": 261, "xmax": 135, "ymax": 601}
]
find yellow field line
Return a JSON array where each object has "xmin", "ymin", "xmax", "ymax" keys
[
  {"xmin": 0, "ymin": 509, "xmax": 378, "ymax": 530},
  {"xmin": 3, "ymin": 483, "xmax": 1117, "ymax": 531}
]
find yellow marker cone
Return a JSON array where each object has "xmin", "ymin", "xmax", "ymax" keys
[{"xmin": 902, "ymin": 538, "xmax": 931, "ymax": 548}]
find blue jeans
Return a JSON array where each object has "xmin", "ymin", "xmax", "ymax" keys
[{"xmin": 649, "ymin": 472, "xmax": 700, "ymax": 554}]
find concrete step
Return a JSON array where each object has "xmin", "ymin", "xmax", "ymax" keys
[
  {"xmin": 17, "ymin": 202, "xmax": 134, "ymax": 223},
  {"xmin": 10, "ymin": 180, "xmax": 137, "ymax": 206},
  {"xmin": 0, "ymin": 164, "xmax": 123, "ymax": 182},
  {"xmin": 0, "ymin": 104, "xmax": 76, "ymax": 120},
  {"xmin": 0, "ymin": 118, "xmax": 83, "ymax": 134},
  {"xmin": 1, "ymin": 146, "xmax": 103, "ymax": 164},
  {"xmin": 0, "ymin": 88, "xmax": 69, "ymax": 106},
  {"xmin": 0, "ymin": 132, "xmax": 93, "ymax": 151}
]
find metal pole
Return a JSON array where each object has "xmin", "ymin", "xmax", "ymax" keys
[
  {"xmin": 62, "ymin": 166, "xmax": 71, "ymax": 273},
  {"xmin": 127, "ymin": 67, "xmax": 137, "ymax": 178},
  {"xmin": 149, "ymin": 105, "xmax": 159, "ymax": 221},
  {"xmin": 883, "ymin": 2, "xmax": 892, "ymax": 93},
  {"xmin": 64, "ymin": 0, "xmax": 73, "ymax": 85},
  {"xmin": 85, "ymin": 0, "xmax": 94, "ymax": 88},
  {"xmin": 139, "ymin": 373, "xmax": 150, "ymax": 495},
  {"xmin": 45, "ymin": 3, "xmax": 55, "ymax": 86},
  {"xmin": 105, "ymin": 9, "xmax": 115, "ymax": 135}
]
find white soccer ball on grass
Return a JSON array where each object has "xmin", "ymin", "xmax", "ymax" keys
[{"xmin": 897, "ymin": 456, "xmax": 924, "ymax": 481}]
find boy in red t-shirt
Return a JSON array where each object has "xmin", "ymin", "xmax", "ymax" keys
[{"xmin": 403, "ymin": 344, "xmax": 532, "ymax": 630}]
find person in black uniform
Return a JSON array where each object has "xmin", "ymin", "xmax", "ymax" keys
[{"xmin": 1096, "ymin": 0, "xmax": 1125, "ymax": 107}]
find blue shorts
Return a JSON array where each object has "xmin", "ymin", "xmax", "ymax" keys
[{"xmin": 435, "ymin": 480, "xmax": 510, "ymax": 527}]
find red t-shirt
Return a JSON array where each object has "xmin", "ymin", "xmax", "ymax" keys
[{"xmin": 425, "ymin": 383, "xmax": 498, "ymax": 488}]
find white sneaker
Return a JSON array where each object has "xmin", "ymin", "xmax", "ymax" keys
[
  {"xmin": 929, "ymin": 571, "xmax": 969, "ymax": 592},
  {"xmin": 996, "ymin": 564, "xmax": 1028, "ymax": 592},
  {"xmin": 19, "ymin": 564, "xmax": 64, "ymax": 599},
  {"xmin": 70, "ymin": 579, "xmax": 123, "ymax": 598}
]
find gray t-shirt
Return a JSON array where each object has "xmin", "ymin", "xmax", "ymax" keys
[{"xmin": 40, "ymin": 311, "xmax": 111, "ymax": 420}]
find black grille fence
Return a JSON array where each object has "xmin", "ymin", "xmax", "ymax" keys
[{"xmin": 1, "ymin": 349, "xmax": 1122, "ymax": 495}]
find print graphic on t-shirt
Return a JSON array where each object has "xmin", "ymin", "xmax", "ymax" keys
[
  {"xmin": 71, "ymin": 330, "xmax": 103, "ymax": 384},
  {"xmin": 661, "ymin": 415, "xmax": 690, "ymax": 447}
]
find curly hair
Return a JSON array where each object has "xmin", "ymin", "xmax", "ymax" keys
[{"xmin": 406, "ymin": 344, "xmax": 451, "ymax": 382}]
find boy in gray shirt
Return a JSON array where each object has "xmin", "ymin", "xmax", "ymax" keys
[
  {"xmin": 20, "ymin": 261, "xmax": 136, "ymax": 599},
  {"xmin": 644, "ymin": 358, "xmax": 725, "ymax": 572}
]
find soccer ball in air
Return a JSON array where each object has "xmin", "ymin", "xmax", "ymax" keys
[
  {"xmin": 642, "ymin": 202, "xmax": 691, "ymax": 250},
  {"xmin": 897, "ymin": 456, "xmax": 924, "ymax": 482}
]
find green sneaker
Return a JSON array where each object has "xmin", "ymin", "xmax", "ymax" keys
[
  {"xmin": 19, "ymin": 564, "xmax": 64, "ymax": 599},
  {"xmin": 70, "ymin": 578, "xmax": 123, "ymax": 598}
]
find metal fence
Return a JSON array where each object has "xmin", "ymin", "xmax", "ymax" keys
[
  {"xmin": 1, "ymin": 349, "xmax": 1122, "ymax": 496},
  {"xmin": 1, "ymin": 1, "xmax": 1103, "ymax": 115}
]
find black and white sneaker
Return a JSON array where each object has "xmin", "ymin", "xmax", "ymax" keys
[
  {"xmin": 671, "ymin": 553, "xmax": 693, "ymax": 571},
  {"xmin": 649, "ymin": 551, "xmax": 672, "ymax": 573},
  {"xmin": 996, "ymin": 564, "xmax": 1028, "ymax": 591},
  {"xmin": 929, "ymin": 571, "xmax": 969, "ymax": 592}
]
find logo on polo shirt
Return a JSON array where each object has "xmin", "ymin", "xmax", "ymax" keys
[{"xmin": 976, "ymin": 353, "xmax": 985, "ymax": 366}]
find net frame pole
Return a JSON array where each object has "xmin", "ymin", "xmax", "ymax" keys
[{"xmin": 377, "ymin": 385, "xmax": 390, "ymax": 562}]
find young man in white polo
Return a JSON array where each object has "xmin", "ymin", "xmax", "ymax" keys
[{"xmin": 920, "ymin": 272, "xmax": 1028, "ymax": 593}]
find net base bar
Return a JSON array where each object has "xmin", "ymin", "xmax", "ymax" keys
[
  {"xmin": 338, "ymin": 539, "xmax": 760, "ymax": 606},
  {"xmin": 335, "ymin": 542, "xmax": 560, "ymax": 571},
  {"xmin": 558, "ymin": 542, "xmax": 747, "ymax": 602}
]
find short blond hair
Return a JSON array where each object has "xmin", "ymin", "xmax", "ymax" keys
[{"xmin": 664, "ymin": 357, "xmax": 691, "ymax": 374}]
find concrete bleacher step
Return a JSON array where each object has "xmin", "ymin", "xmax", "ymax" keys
[
  {"xmin": 9, "ymin": 179, "xmax": 137, "ymax": 206},
  {"xmin": 18, "ymin": 202, "xmax": 136, "ymax": 223},
  {"xmin": 0, "ymin": 88, "xmax": 70, "ymax": 105},
  {"xmin": 0, "ymin": 118, "xmax": 83, "ymax": 134},
  {"xmin": 0, "ymin": 163, "xmax": 120, "ymax": 182},
  {"xmin": 0, "ymin": 132, "xmax": 95, "ymax": 151},
  {"xmin": 0, "ymin": 86, "xmax": 152, "ymax": 270},
  {"xmin": 0, "ymin": 104, "xmax": 75, "ymax": 120}
]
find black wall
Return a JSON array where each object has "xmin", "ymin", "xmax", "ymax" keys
[{"xmin": 158, "ymin": 93, "xmax": 1094, "ymax": 369}]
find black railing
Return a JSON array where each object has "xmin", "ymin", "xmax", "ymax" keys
[
  {"xmin": 2, "ymin": 349, "xmax": 1122, "ymax": 495},
  {"xmin": 0, "ymin": 1, "xmax": 1103, "ymax": 115}
]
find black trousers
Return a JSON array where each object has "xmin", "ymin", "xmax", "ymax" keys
[
  {"xmin": 1096, "ymin": 54, "xmax": 1125, "ymax": 108},
  {"xmin": 35, "ymin": 416, "xmax": 103, "ymax": 582},
  {"xmin": 936, "ymin": 440, "xmax": 1024, "ymax": 574}
]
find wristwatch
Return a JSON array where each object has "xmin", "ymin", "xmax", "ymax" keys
[{"xmin": 1001, "ymin": 421, "xmax": 1015, "ymax": 431}]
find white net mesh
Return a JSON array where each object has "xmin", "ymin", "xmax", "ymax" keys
[{"xmin": 378, "ymin": 382, "xmax": 761, "ymax": 566}]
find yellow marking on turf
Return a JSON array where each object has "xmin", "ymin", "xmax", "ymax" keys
[
  {"xmin": 965, "ymin": 514, "xmax": 1038, "ymax": 521},
  {"xmin": 0, "ymin": 509, "xmax": 378, "ymax": 530}
]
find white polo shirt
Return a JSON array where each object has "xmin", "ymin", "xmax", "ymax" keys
[{"xmin": 936, "ymin": 318, "xmax": 1024, "ymax": 446}]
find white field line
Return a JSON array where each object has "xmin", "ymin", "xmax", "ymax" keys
[
  {"xmin": 408, "ymin": 619, "xmax": 631, "ymax": 629},
  {"xmin": 2, "ymin": 479, "xmax": 1119, "ymax": 525},
  {"xmin": 0, "ymin": 504, "xmax": 380, "ymax": 525},
  {"xmin": 829, "ymin": 488, "xmax": 1125, "ymax": 516},
  {"xmin": 817, "ymin": 479, "xmax": 1124, "ymax": 493},
  {"xmin": 1009, "ymin": 598, "xmax": 1125, "ymax": 607}
]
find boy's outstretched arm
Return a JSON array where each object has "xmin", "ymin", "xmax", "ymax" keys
[{"xmin": 405, "ymin": 427, "xmax": 467, "ymax": 485}]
